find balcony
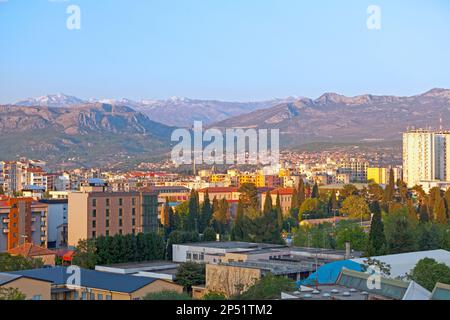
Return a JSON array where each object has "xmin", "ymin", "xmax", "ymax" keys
[
  {"xmin": 2, "ymin": 218, "xmax": 10, "ymax": 224},
  {"xmin": 2, "ymin": 228, "xmax": 10, "ymax": 234}
]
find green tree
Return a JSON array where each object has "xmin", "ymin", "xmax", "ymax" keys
[
  {"xmin": 298, "ymin": 179, "xmax": 306, "ymax": 207},
  {"xmin": 143, "ymin": 290, "xmax": 191, "ymax": 300},
  {"xmin": 238, "ymin": 183, "xmax": 259, "ymax": 211},
  {"xmin": 212, "ymin": 198, "xmax": 229, "ymax": 235},
  {"xmin": 0, "ymin": 253, "xmax": 44, "ymax": 272},
  {"xmin": 366, "ymin": 201, "xmax": 386, "ymax": 256},
  {"xmin": 263, "ymin": 191, "xmax": 273, "ymax": 215},
  {"xmin": 368, "ymin": 183, "xmax": 384, "ymax": 202},
  {"xmin": 335, "ymin": 220, "xmax": 368, "ymax": 252},
  {"xmin": 202, "ymin": 292, "xmax": 227, "ymax": 300},
  {"xmin": 408, "ymin": 258, "xmax": 450, "ymax": 291},
  {"xmin": 166, "ymin": 230, "xmax": 199, "ymax": 260},
  {"xmin": 407, "ymin": 200, "xmax": 419, "ymax": 224},
  {"xmin": 176, "ymin": 262, "xmax": 205, "ymax": 292},
  {"xmin": 203, "ymin": 227, "xmax": 217, "ymax": 242},
  {"xmin": 238, "ymin": 274, "xmax": 295, "ymax": 300},
  {"xmin": 340, "ymin": 184, "xmax": 359, "ymax": 200},
  {"xmin": 231, "ymin": 199, "xmax": 248, "ymax": 241},
  {"xmin": 72, "ymin": 239, "xmax": 97, "ymax": 269},
  {"xmin": 417, "ymin": 223, "xmax": 444, "ymax": 251},
  {"xmin": 340, "ymin": 195, "xmax": 371, "ymax": 221},
  {"xmin": 434, "ymin": 194, "xmax": 448, "ymax": 225},
  {"xmin": 291, "ymin": 187, "xmax": 299, "ymax": 211},
  {"xmin": 187, "ymin": 190, "xmax": 200, "ymax": 232},
  {"xmin": 299, "ymin": 198, "xmax": 326, "ymax": 220},
  {"xmin": 199, "ymin": 192, "xmax": 213, "ymax": 233},
  {"xmin": 383, "ymin": 168, "xmax": 396, "ymax": 204},
  {"xmin": 0, "ymin": 287, "xmax": 26, "ymax": 300},
  {"xmin": 311, "ymin": 182, "xmax": 319, "ymax": 199},
  {"xmin": 275, "ymin": 192, "xmax": 283, "ymax": 228},
  {"xmin": 384, "ymin": 211, "xmax": 417, "ymax": 254}
]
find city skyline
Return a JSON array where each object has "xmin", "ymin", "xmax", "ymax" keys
[{"xmin": 1, "ymin": 0, "xmax": 450, "ymax": 103}]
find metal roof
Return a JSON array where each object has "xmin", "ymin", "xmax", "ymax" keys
[
  {"xmin": 352, "ymin": 249, "xmax": 450, "ymax": 279},
  {"xmin": 10, "ymin": 266, "xmax": 159, "ymax": 293}
]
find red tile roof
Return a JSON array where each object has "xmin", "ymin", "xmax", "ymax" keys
[{"xmin": 8, "ymin": 243, "xmax": 56, "ymax": 257}]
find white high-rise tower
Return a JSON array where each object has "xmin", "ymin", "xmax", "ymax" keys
[{"xmin": 403, "ymin": 129, "xmax": 450, "ymax": 187}]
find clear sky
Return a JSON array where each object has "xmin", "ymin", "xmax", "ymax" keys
[{"xmin": 1, "ymin": 0, "xmax": 449, "ymax": 103}]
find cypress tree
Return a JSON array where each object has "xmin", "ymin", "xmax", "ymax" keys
[
  {"xmin": 275, "ymin": 192, "xmax": 283, "ymax": 228},
  {"xmin": 298, "ymin": 179, "xmax": 306, "ymax": 206},
  {"xmin": 291, "ymin": 187, "xmax": 299, "ymax": 211},
  {"xmin": 434, "ymin": 194, "xmax": 448, "ymax": 225},
  {"xmin": 383, "ymin": 168, "xmax": 396, "ymax": 205},
  {"xmin": 199, "ymin": 191, "xmax": 213, "ymax": 233},
  {"xmin": 231, "ymin": 199, "xmax": 246, "ymax": 241},
  {"xmin": 187, "ymin": 190, "xmax": 199, "ymax": 232},
  {"xmin": 419, "ymin": 203, "xmax": 430, "ymax": 223},
  {"xmin": 407, "ymin": 199, "xmax": 419, "ymax": 224},
  {"xmin": 366, "ymin": 201, "xmax": 386, "ymax": 256},
  {"xmin": 311, "ymin": 182, "xmax": 319, "ymax": 199},
  {"xmin": 263, "ymin": 191, "xmax": 273, "ymax": 215}
]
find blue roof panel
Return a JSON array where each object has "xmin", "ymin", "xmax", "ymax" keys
[{"xmin": 11, "ymin": 266, "xmax": 157, "ymax": 293}]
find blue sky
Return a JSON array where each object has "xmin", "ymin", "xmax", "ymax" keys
[{"xmin": 0, "ymin": 0, "xmax": 449, "ymax": 103}]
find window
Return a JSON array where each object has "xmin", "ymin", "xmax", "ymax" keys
[
  {"xmin": 119, "ymin": 229, "xmax": 123, "ymax": 235},
  {"xmin": 132, "ymin": 208, "xmax": 136, "ymax": 216},
  {"xmin": 106, "ymin": 230, "xmax": 109, "ymax": 236},
  {"xmin": 32, "ymin": 295, "xmax": 41, "ymax": 300},
  {"xmin": 92, "ymin": 231, "xmax": 96, "ymax": 238},
  {"xmin": 82, "ymin": 292, "xmax": 87, "ymax": 300},
  {"xmin": 119, "ymin": 208, "xmax": 123, "ymax": 217},
  {"xmin": 186, "ymin": 253, "xmax": 192, "ymax": 260},
  {"xmin": 106, "ymin": 220, "xmax": 109, "ymax": 228},
  {"xmin": 97, "ymin": 294, "xmax": 103, "ymax": 300},
  {"xmin": 90, "ymin": 293, "xmax": 95, "ymax": 300},
  {"xmin": 106, "ymin": 198, "xmax": 110, "ymax": 206},
  {"xmin": 119, "ymin": 219, "xmax": 123, "ymax": 227},
  {"xmin": 119, "ymin": 198, "xmax": 123, "ymax": 206},
  {"xmin": 132, "ymin": 198, "xmax": 136, "ymax": 206},
  {"xmin": 106, "ymin": 209, "xmax": 110, "ymax": 217},
  {"xmin": 106, "ymin": 295, "xmax": 112, "ymax": 300},
  {"xmin": 132, "ymin": 218, "xmax": 135, "ymax": 226},
  {"xmin": 92, "ymin": 209, "xmax": 96, "ymax": 218},
  {"xmin": 132, "ymin": 228, "xmax": 135, "ymax": 234},
  {"xmin": 92, "ymin": 220, "xmax": 96, "ymax": 228},
  {"xmin": 92, "ymin": 199, "xmax": 97, "ymax": 207},
  {"xmin": 73, "ymin": 292, "xmax": 79, "ymax": 300}
]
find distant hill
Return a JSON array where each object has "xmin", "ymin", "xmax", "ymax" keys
[
  {"xmin": 0, "ymin": 103, "xmax": 173, "ymax": 168},
  {"xmin": 12, "ymin": 94, "xmax": 297, "ymax": 127},
  {"xmin": 211, "ymin": 88, "xmax": 450, "ymax": 146}
]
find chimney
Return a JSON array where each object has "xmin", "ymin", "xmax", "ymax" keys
[{"xmin": 345, "ymin": 242, "xmax": 351, "ymax": 259}]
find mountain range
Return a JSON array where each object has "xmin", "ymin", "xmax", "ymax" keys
[
  {"xmin": 212, "ymin": 88, "xmax": 450, "ymax": 145},
  {"xmin": 3, "ymin": 88, "xmax": 450, "ymax": 167},
  {"xmin": 13, "ymin": 94, "xmax": 296, "ymax": 127},
  {"xmin": 0, "ymin": 103, "xmax": 173, "ymax": 168}
]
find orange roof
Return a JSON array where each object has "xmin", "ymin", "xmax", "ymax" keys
[
  {"xmin": 270, "ymin": 188, "xmax": 295, "ymax": 195},
  {"xmin": 8, "ymin": 243, "xmax": 56, "ymax": 257},
  {"xmin": 198, "ymin": 187, "xmax": 239, "ymax": 193}
]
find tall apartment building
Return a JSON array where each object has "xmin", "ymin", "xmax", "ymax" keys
[
  {"xmin": 403, "ymin": 129, "xmax": 450, "ymax": 187},
  {"xmin": 338, "ymin": 160, "xmax": 369, "ymax": 183},
  {"xmin": 68, "ymin": 184, "xmax": 158, "ymax": 247},
  {"xmin": 0, "ymin": 198, "xmax": 48, "ymax": 252}
]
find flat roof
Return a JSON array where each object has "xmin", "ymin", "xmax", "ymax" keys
[
  {"xmin": 96, "ymin": 261, "xmax": 179, "ymax": 270},
  {"xmin": 181, "ymin": 241, "xmax": 286, "ymax": 250}
]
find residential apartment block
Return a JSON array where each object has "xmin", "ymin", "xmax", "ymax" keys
[
  {"xmin": 403, "ymin": 129, "xmax": 450, "ymax": 187},
  {"xmin": 68, "ymin": 184, "xmax": 158, "ymax": 246},
  {"xmin": 0, "ymin": 198, "xmax": 48, "ymax": 252}
]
